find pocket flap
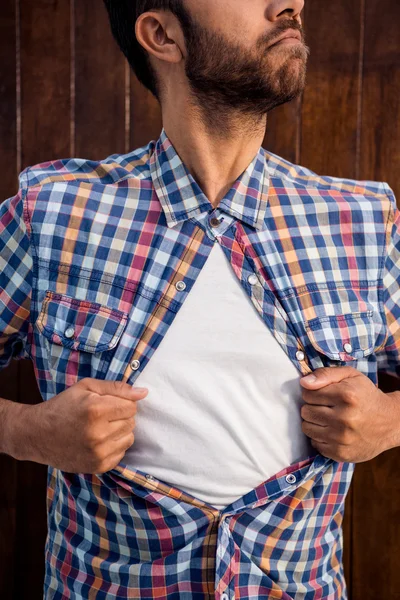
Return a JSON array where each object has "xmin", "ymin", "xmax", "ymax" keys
[
  {"xmin": 304, "ymin": 311, "xmax": 375, "ymax": 361},
  {"xmin": 36, "ymin": 290, "xmax": 128, "ymax": 353}
]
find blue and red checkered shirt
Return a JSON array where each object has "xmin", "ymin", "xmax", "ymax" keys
[{"xmin": 1, "ymin": 127, "xmax": 400, "ymax": 599}]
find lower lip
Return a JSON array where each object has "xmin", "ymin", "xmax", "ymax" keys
[{"xmin": 272, "ymin": 38, "xmax": 301, "ymax": 47}]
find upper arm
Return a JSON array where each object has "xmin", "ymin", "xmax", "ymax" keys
[
  {"xmin": 375, "ymin": 184, "xmax": 400, "ymax": 380},
  {"xmin": 0, "ymin": 168, "xmax": 33, "ymax": 371}
]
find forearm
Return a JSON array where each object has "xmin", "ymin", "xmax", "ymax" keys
[
  {"xmin": 383, "ymin": 389, "xmax": 400, "ymax": 451},
  {"xmin": 0, "ymin": 397, "xmax": 34, "ymax": 461}
]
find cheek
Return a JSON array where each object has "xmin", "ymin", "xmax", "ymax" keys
[{"xmin": 191, "ymin": 0, "xmax": 259, "ymax": 47}]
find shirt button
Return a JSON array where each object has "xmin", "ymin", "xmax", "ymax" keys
[
  {"xmin": 175, "ymin": 280, "xmax": 186, "ymax": 291},
  {"xmin": 221, "ymin": 594, "xmax": 230, "ymax": 600},
  {"xmin": 343, "ymin": 343, "xmax": 353, "ymax": 353},
  {"xmin": 130, "ymin": 359, "xmax": 140, "ymax": 370},
  {"xmin": 296, "ymin": 350, "xmax": 305, "ymax": 361},
  {"xmin": 247, "ymin": 274, "xmax": 258, "ymax": 285},
  {"xmin": 64, "ymin": 326, "xmax": 75, "ymax": 338},
  {"xmin": 210, "ymin": 216, "xmax": 222, "ymax": 227},
  {"xmin": 145, "ymin": 474, "xmax": 155, "ymax": 481},
  {"xmin": 285, "ymin": 473, "xmax": 297, "ymax": 484}
]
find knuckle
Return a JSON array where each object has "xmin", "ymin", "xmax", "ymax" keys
[
  {"xmin": 97, "ymin": 460, "xmax": 111, "ymax": 474},
  {"xmin": 111, "ymin": 380, "xmax": 122, "ymax": 392},
  {"xmin": 316, "ymin": 367, "xmax": 331, "ymax": 379},
  {"xmin": 335, "ymin": 415, "xmax": 347, "ymax": 428},
  {"xmin": 343, "ymin": 386, "xmax": 358, "ymax": 405},
  {"xmin": 94, "ymin": 448, "xmax": 110, "ymax": 469},
  {"xmin": 86, "ymin": 399, "xmax": 103, "ymax": 422},
  {"xmin": 344, "ymin": 412, "xmax": 358, "ymax": 429},
  {"xmin": 90, "ymin": 427, "xmax": 107, "ymax": 445},
  {"xmin": 342, "ymin": 431, "xmax": 354, "ymax": 445},
  {"xmin": 337, "ymin": 427, "xmax": 352, "ymax": 445},
  {"xmin": 83, "ymin": 428, "xmax": 98, "ymax": 446},
  {"xmin": 125, "ymin": 432, "xmax": 135, "ymax": 447},
  {"xmin": 336, "ymin": 448, "xmax": 350, "ymax": 462},
  {"xmin": 112, "ymin": 380, "xmax": 129, "ymax": 395},
  {"xmin": 301, "ymin": 420, "xmax": 309, "ymax": 435}
]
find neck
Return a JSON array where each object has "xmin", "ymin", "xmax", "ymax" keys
[{"xmin": 160, "ymin": 99, "xmax": 268, "ymax": 209}]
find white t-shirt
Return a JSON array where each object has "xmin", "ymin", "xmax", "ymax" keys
[{"xmin": 123, "ymin": 240, "xmax": 314, "ymax": 510}]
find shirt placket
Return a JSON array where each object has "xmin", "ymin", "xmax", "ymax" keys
[{"xmin": 95, "ymin": 219, "xmax": 334, "ymax": 600}]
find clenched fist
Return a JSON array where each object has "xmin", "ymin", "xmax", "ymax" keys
[{"xmin": 17, "ymin": 378, "xmax": 148, "ymax": 474}]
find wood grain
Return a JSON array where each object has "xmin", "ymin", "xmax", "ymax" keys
[
  {"xmin": 0, "ymin": 0, "xmax": 19, "ymax": 597},
  {"xmin": 75, "ymin": 0, "xmax": 126, "ymax": 158},
  {"xmin": 0, "ymin": 2, "xmax": 399, "ymax": 598},
  {"xmin": 14, "ymin": 1, "xmax": 73, "ymax": 597},
  {"xmin": 354, "ymin": 0, "xmax": 400, "ymax": 596}
]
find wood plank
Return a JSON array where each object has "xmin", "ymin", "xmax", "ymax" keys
[
  {"xmin": 301, "ymin": 0, "xmax": 362, "ymax": 178},
  {"xmin": 353, "ymin": 0, "xmax": 400, "ymax": 597},
  {"xmin": 0, "ymin": 0, "xmax": 19, "ymax": 597},
  {"xmin": 16, "ymin": 1, "xmax": 72, "ymax": 597},
  {"xmin": 14, "ymin": 362, "xmax": 48, "ymax": 600},
  {"xmin": 74, "ymin": 0, "xmax": 126, "ymax": 158},
  {"xmin": 359, "ymin": 0, "xmax": 400, "ymax": 199},
  {"xmin": 0, "ymin": 363, "xmax": 18, "ymax": 600},
  {"xmin": 263, "ymin": 99, "xmax": 301, "ymax": 165},
  {"xmin": 20, "ymin": 0, "xmax": 71, "ymax": 165},
  {"xmin": 0, "ymin": 0, "xmax": 17, "ymax": 197}
]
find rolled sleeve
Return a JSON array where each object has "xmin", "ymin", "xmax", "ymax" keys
[
  {"xmin": 376, "ymin": 183, "xmax": 400, "ymax": 380},
  {"xmin": 0, "ymin": 167, "xmax": 33, "ymax": 370}
]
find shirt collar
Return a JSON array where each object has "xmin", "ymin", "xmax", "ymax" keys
[{"xmin": 149, "ymin": 127, "xmax": 270, "ymax": 231}]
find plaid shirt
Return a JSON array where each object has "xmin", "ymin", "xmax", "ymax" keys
[{"xmin": 1, "ymin": 127, "xmax": 400, "ymax": 599}]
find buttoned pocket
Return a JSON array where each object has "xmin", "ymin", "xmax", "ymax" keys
[
  {"xmin": 35, "ymin": 290, "xmax": 129, "ymax": 384},
  {"xmin": 304, "ymin": 310, "xmax": 375, "ymax": 364}
]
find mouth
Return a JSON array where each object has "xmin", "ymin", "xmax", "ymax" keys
[{"xmin": 268, "ymin": 30, "xmax": 302, "ymax": 49}]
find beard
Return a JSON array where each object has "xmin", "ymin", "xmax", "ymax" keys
[{"xmin": 174, "ymin": 9, "xmax": 310, "ymax": 129}]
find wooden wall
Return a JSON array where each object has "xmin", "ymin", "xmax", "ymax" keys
[{"xmin": 0, "ymin": 1, "xmax": 399, "ymax": 598}]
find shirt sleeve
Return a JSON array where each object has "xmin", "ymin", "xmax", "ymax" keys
[
  {"xmin": 0, "ymin": 167, "xmax": 33, "ymax": 371},
  {"xmin": 375, "ymin": 183, "xmax": 400, "ymax": 380}
]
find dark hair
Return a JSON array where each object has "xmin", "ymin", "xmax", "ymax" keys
[{"xmin": 103, "ymin": 0, "xmax": 190, "ymax": 101}]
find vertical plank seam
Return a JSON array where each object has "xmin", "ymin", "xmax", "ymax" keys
[
  {"xmin": 125, "ymin": 61, "xmax": 131, "ymax": 154},
  {"xmin": 297, "ymin": 4, "xmax": 306, "ymax": 165},
  {"xmin": 296, "ymin": 97, "xmax": 303, "ymax": 165},
  {"xmin": 15, "ymin": 0, "xmax": 21, "ymax": 175},
  {"xmin": 351, "ymin": 5, "xmax": 366, "ymax": 599},
  {"xmin": 70, "ymin": 0, "xmax": 75, "ymax": 156},
  {"xmin": 356, "ymin": 0, "xmax": 366, "ymax": 180},
  {"xmin": 13, "ymin": 4, "xmax": 21, "ymax": 597}
]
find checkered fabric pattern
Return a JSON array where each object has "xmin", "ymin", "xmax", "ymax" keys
[{"xmin": 1, "ymin": 126, "xmax": 399, "ymax": 599}]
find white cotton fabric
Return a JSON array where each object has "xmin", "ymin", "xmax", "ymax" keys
[{"xmin": 124, "ymin": 241, "xmax": 314, "ymax": 510}]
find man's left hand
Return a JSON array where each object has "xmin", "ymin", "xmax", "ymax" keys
[{"xmin": 299, "ymin": 366, "xmax": 400, "ymax": 463}]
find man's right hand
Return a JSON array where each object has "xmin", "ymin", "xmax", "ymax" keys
[{"xmin": 17, "ymin": 378, "xmax": 148, "ymax": 474}]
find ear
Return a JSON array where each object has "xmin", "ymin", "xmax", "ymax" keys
[{"xmin": 135, "ymin": 10, "xmax": 185, "ymax": 65}]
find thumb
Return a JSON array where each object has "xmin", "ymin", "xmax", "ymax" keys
[
  {"xmin": 299, "ymin": 366, "xmax": 359, "ymax": 389},
  {"xmin": 80, "ymin": 377, "xmax": 148, "ymax": 400}
]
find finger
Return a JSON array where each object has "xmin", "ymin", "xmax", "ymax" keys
[
  {"xmin": 300, "ymin": 366, "xmax": 361, "ymax": 390},
  {"xmin": 81, "ymin": 377, "xmax": 148, "ymax": 401},
  {"xmin": 116, "ymin": 431, "xmax": 135, "ymax": 452},
  {"xmin": 301, "ymin": 403, "xmax": 331, "ymax": 426},
  {"xmin": 301, "ymin": 382, "xmax": 344, "ymax": 406},
  {"xmin": 96, "ymin": 396, "xmax": 142, "ymax": 421},
  {"xmin": 310, "ymin": 440, "xmax": 332, "ymax": 458},
  {"xmin": 301, "ymin": 420, "xmax": 330, "ymax": 444},
  {"xmin": 106, "ymin": 416, "xmax": 136, "ymax": 440}
]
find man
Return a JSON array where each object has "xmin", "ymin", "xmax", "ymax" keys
[{"xmin": 1, "ymin": 0, "xmax": 400, "ymax": 598}]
